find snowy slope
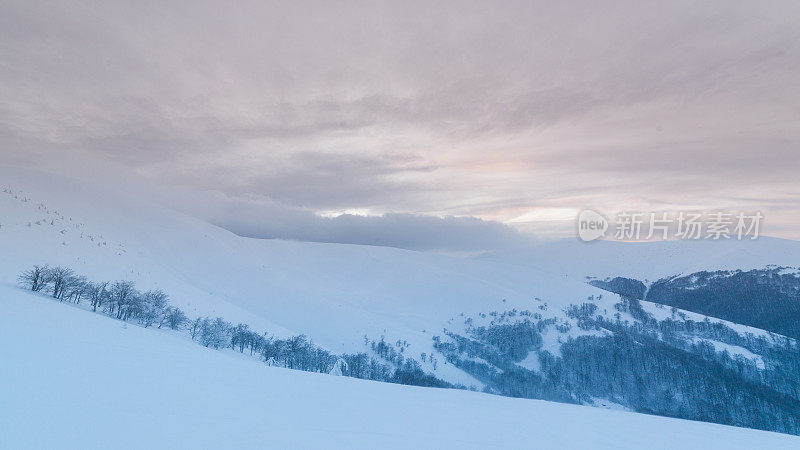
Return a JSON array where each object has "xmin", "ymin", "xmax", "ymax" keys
[
  {"xmin": 2, "ymin": 288, "xmax": 798, "ymax": 450},
  {"xmin": 0, "ymin": 165, "xmax": 620, "ymax": 387},
  {"xmin": 2, "ymin": 165, "xmax": 797, "ymax": 389},
  {"xmin": 478, "ymin": 236, "xmax": 800, "ymax": 282}
]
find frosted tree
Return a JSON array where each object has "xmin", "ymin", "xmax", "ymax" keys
[
  {"xmin": 44, "ymin": 266, "xmax": 75, "ymax": 300},
  {"xmin": 17, "ymin": 265, "xmax": 49, "ymax": 292},
  {"xmin": 108, "ymin": 280, "xmax": 138, "ymax": 320},
  {"xmin": 159, "ymin": 307, "xmax": 188, "ymax": 330},
  {"xmin": 231, "ymin": 323, "xmax": 251, "ymax": 352},
  {"xmin": 248, "ymin": 332, "xmax": 266, "ymax": 356},
  {"xmin": 87, "ymin": 281, "xmax": 109, "ymax": 312},
  {"xmin": 199, "ymin": 317, "xmax": 231, "ymax": 348},
  {"xmin": 139, "ymin": 289, "xmax": 169, "ymax": 327},
  {"xmin": 65, "ymin": 275, "xmax": 89, "ymax": 303},
  {"xmin": 189, "ymin": 317, "xmax": 203, "ymax": 341}
]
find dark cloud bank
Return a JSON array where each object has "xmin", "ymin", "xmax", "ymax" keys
[{"xmin": 173, "ymin": 189, "xmax": 533, "ymax": 252}]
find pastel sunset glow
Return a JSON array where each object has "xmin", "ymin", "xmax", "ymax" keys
[{"xmin": 2, "ymin": 1, "xmax": 799, "ymax": 247}]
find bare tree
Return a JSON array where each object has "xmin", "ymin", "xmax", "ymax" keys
[
  {"xmin": 44, "ymin": 266, "xmax": 75, "ymax": 300},
  {"xmin": 159, "ymin": 307, "xmax": 188, "ymax": 330},
  {"xmin": 139, "ymin": 289, "xmax": 168, "ymax": 327},
  {"xmin": 17, "ymin": 265, "xmax": 49, "ymax": 292},
  {"xmin": 231, "ymin": 323, "xmax": 251, "ymax": 352},
  {"xmin": 189, "ymin": 317, "xmax": 203, "ymax": 341},
  {"xmin": 87, "ymin": 281, "xmax": 109, "ymax": 312},
  {"xmin": 108, "ymin": 280, "xmax": 138, "ymax": 320},
  {"xmin": 199, "ymin": 317, "xmax": 230, "ymax": 348},
  {"xmin": 65, "ymin": 275, "xmax": 89, "ymax": 304}
]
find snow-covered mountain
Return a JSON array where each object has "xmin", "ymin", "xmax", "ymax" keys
[
  {"xmin": 4, "ymin": 289, "xmax": 798, "ymax": 449},
  {"xmin": 2, "ymin": 164, "xmax": 800, "ymax": 438},
  {"xmin": 0, "ymin": 165, "xmax": 618, "ymax": 386}
]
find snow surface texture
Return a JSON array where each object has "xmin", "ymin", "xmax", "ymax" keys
[
  {"xmin": 2, "ymin": 165, "xmax": 797, "ymax": 389},
  {"xmin": 2, "ymin": 289, "xmax": 798, "ymax": 450}
]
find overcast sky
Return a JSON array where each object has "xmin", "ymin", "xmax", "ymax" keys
[{"xmin": 1, "ymin": 1, "xmax": 799, "ymax": 249}]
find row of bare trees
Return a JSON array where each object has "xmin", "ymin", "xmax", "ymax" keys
[
  {"xmin": 16, "ymin": 265, "xmax": 448, "ymax": 388},
  {"xmin": 18, "ymin": 265, "xmax": 186, "ymax": 329},
  {"xmin": 16, "ymin": 265, "xmax": 340, "ymax": 371}
]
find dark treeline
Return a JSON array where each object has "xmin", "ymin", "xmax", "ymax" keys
[
  {"xmin": 590, "ymin": 268, "xmax": 800, "ymax": 340},
  {"xmin": 17, "ymin": 264, "xmax": 449, "ymax": 389},
  {"xmin": 607, "ymin": 297, "xmax": 800, "ymax": 401},
  {"xmin": 434, "ymin": 301, "xmax": 800, "ymax": 436}
]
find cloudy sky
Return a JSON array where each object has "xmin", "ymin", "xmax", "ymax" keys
[{"xmin": 1, "ymin": 1, "xmax": 799, "ymax": 249}]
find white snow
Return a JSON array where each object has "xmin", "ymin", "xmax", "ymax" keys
[
  {"xmin": 517, "ymin": 350, "xmax": 541, "ymax": 372},
  {"xmin": 690, "ymin": 337, "xmax": 767, "ymax": 370},
  {"xmin": 640, "ymin": 300, "xmax": 779, "ymax": 341},
  {"xmin": 2, "ymin": 165, "xmax": 799, "ymax": 445},
  {"xmin": 0, "ymin": 165, "xmax": 620, "ymax": 386},
  {"xmin": 588, "ymin": 397, "xmax": 632, "ymax": 412},
  {"xmin": 478, "ymin": 236, "xmax": 800, "ymax": 282},
  {"xmin": 2, "ymin": 288, "xmax": 798, "ymax": 450}
]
